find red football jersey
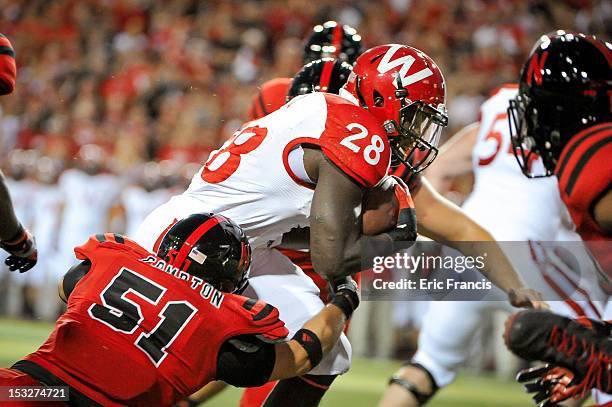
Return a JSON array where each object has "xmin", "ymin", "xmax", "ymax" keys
[
  {"xmin": 24, "ymin": 234, "xmax": 288, "ymax": 407},
  {"xmin": 555, "ymin": 122, "xmax": 611, "ymax": 277}
]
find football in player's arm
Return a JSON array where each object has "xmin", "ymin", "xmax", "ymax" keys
[{"xmin": 0, "ymin": 214, "xmax": 358, "ymax": 407}]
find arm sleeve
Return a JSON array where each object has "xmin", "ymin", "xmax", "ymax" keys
[
  {"xmin": 215, "ymin": 334, "xmax": 277, "ymax": 387},
  {"xmin": 61, "ymin": 260, "xmax": 92, "ymax": 301}
]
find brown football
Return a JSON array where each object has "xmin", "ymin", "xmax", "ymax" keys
[{"xmin": 362, "ymin": 184, "xmax": 398, "ymax": 235}]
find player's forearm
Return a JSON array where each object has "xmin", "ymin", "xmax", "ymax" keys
[
  {"xmin": 0, "ymin": 171, "xmax": 23, "ymax": 241},
  {"xmin": 271, "ymin": 303, "xmax": 347, "ymax": 379},
  {"xmin": 415, "ymin": 179, "xmax": 528, "ymax": 294},
  {"xmin": 311, "ymin": 230, "xmax": 393, "ymax": 280},
  {"xmin": 450, "ymin": 237, "xmax": 527, "ymax": 295}
]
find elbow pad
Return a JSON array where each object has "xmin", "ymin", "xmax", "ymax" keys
[{"xmin": 216, "ymin": 335, "xmax": 276, "ymax": 387}]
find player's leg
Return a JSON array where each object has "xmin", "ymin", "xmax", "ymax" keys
[
  {"xmin": 243, "ymin": 249, "xmax": 351, "ymax": 406},
  {"xmin": 378, "ymin": 300, "xmax": 497, "ymax": 407}
]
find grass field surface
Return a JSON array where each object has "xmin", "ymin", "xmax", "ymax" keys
[{"xmin": 0, "ymin": 318, "xmax": 533, "ymax": 406}]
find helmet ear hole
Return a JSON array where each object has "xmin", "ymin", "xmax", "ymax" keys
[{"xmin": 373, "ymin": 90, "xmax": 384, "ymax": 107}]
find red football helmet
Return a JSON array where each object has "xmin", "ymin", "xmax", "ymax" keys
[{"xmin": 343, "ymin": 44, "xmax": 448, "ymax": 173}]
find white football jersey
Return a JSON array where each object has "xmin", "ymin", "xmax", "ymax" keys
[
  {"xmin": 5, "ymin": 177, "xmax": 36, "ymax": 229},
  {"xmin": 462, "ymin": 84, "xmax": 563, "ymax": 240},
  {"xmin": 167, "ymin": 92, "xmax": 390, "ymax": 249},
  {"xmin": 58, "ymin": 169, "xmax": 122, "ymax": 250},
  {"xmin": 31, "ymin": 183, "xmax": 63, "ymax": 254},
  {"xmin": 121, "ymin": 186, "xmax": 172, "ymax": 237}
]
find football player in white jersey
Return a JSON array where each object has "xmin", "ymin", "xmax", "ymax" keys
[
  {"xmin": 378, "ymin": 84, "xmax": 605, "ymax": 407},
  {"xmin": 57, "ymin": 145, "xmax": 121, "ymax": 273},
  {"xmin": 135, "ymin": 45, "xmax": 544, "ymax": 405},
  {"xmin": 114, "ymin": 162, "xmax": 172, "ymax": 237}
]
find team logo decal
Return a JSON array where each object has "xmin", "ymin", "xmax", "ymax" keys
[
  {"xmin": 377, "ymin": 44, "xmax": 433, "ymax": 87},
  {"xmin": 526, "ymin": 51, "xmax": 549, "ymax": 86}
]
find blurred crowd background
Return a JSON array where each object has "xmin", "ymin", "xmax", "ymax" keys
[{"xmin": 0, "ymin": 0, "xmax": 609, "ymax": 362}]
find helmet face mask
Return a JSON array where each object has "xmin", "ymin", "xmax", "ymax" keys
[
  {"xmin": 390, "ymin": 99, "xmax": 447, "ymax": 171},
  {"xmin": 157, "ymin": 213, "xmax": 252, "ymax": 295},
  {"xmin": 508, "ymin": 93, "xmax": 556, "ymax": 178}
]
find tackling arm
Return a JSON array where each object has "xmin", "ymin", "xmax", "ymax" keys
[
  {"xmin": 414, "ymin": 176, "xmax": 546, "ymax": 309},
  {"xmin": 215, "ymin": 278, "xmax": 359, "ymax": 386}
]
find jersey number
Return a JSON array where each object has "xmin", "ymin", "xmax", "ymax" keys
[
  {"xmin": 89, "ymin": 268, "xmax": 197, "ymax": 367},
  {"xmin": 340, "ymin": 123, "xmax": 385, "ymax": 165},
  {"xmin": 477, "ymin": 113, "xmax": 506, "ymax": 166},
  {"xmin": 202, "ymin": 125, "xmax": 268, "ymax": 183}
]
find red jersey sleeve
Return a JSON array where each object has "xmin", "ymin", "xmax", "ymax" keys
[
  {"xmin": 226, "ymin": 297, "xmax": 289, "ymax": 342},
  {"xmin": 0, "ymin": 34, "xmax": 16, "ymax": 95},
  {"xmin": 555, "ymin": 123, "xmax": 612, "ymax": 241},
  {"xmin": 320, "ymin": 94, "xmax": 391, "ymax": 188}
]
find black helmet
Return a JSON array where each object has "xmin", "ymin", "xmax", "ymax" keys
[
  {"xmin": 287, "ymin": 58, "xmax": 353, "ymax": 101},
  {"xmin": 157, "ymin": 213, "xmax": 251, "ymax": 294},
  {"xmin": 509, "ymin": 31, "xmax": 611, "ymax": 177},
  {"xmin": 303, "ymin": 21, "xmax": 364, "ymax": 65}
]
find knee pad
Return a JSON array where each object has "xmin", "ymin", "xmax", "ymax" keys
[{"xmin": 388, "ymin": 362, "xmax": 439, "ymax": 406}]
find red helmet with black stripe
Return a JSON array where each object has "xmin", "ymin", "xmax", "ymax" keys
[
  {"xmin": 157, "ymin": 213, "xmax": 251, "ymax": 294},
  {"xmin": 343, "ymin": 44, "xmax": 448, "ymax": 173}
]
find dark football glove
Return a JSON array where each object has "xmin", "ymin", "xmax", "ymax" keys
[
  {"xmin": 329, "ymin": 276, "xmax": 360, "ymax": 319},
  {"xmin": 1, "ymin": 227, "xmax": 37, "ymax": 273},
  {"xmin": 516, "ymin": 364, "xmax": 583, "ymax": 406}
]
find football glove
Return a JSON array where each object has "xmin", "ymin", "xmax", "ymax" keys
[
  {"xmin": 516, "ymin": 364, "xmax": 582, "ymax": 406},
  {"xmin": 1, "ymin": 226, "xmax": 37, "ymax": 273}
]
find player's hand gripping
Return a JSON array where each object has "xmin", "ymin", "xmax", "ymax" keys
[
  {"xmin": 1, "ymin": 226, "xmax": 37, "ymax": 273},
  {"xmin": 329, "ymin": 276, "xmax": 360, "ymax": 319},
  {"xmin": 516, "ymin": 364, "xmax": 583, "ymax": 406},
  {"xmin": 508, "ymin": 287, "xmax": 549, "ymax": 310}
]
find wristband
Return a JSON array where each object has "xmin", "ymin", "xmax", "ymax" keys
[
  {"xmin": 330, "ymin": 290, "xmax": 358, "ymax": 319},
  {"xmin": 292, "ymin": 328, "xmax": 323, "ymax": 368}
]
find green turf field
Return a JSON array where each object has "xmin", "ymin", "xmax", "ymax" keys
[{"xmin": 0, "ymin": 318, "xmax": 533, "ymax": 406}]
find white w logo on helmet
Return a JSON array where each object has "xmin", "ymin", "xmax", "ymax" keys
[{"xmin": 376, "ymin": 44, "xmax": 433, "ymax": 88}]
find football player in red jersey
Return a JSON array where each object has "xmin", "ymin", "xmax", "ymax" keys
[
  {"xmin": 509, "ymin": 31, "xmax": 611, "ymax": 271},
  {"xmin": 504, "ymin": 31, "xmax": 612, "ymax": 407},
  {"xmin": 247, "ymin": 21, "xmax": 363, "ymax": 121},
  {"xmin": 0, "ymin": 33, "xmax": 37, "ymax": 273},
  {"xmin": 0, "ymin": 213, "xmax": 359, "ymax": 407}
]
